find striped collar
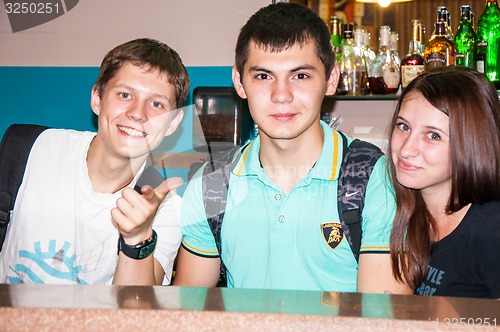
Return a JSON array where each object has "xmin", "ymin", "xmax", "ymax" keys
[{"xmin": 232, "ymin": 120, "xmax": 345, "ymax": 181}]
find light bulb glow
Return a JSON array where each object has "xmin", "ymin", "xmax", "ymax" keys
[{"xmin": 378, "ymin": 0, "xmax": 391, "ymax": 7}]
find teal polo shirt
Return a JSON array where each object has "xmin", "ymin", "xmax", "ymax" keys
[{"xmin": 181, "ymin": 121, "xmax": 395, "ymax": 292}]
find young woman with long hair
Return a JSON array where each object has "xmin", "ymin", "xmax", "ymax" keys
[{"xmin": 388, "ymin": 66, "xmax": 500, "ymax": 298}]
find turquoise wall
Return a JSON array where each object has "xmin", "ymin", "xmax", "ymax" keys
[
  {"xmin": 0, "ymin": 66, "xmax": 234, "ymax": 195},
  {"xmin": 0, "ymin": 66, "xmax": 234, "ymax": 151}
]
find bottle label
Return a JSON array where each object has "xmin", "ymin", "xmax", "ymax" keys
[
  {"xmin": 425, "ymin": 52, "xmax": 446, "ymax": 68},
  {"xmin": 477, "ymin": 60, "xmax": 485, "ymax": 73},
  {"xmin": 401, "ymin": 65, "xmax": 424, "ymax": 88},
  {"xmin": 476, "ymin": 50, "xmax": 485, "ymax": 73},
  {"xmin": 382, "ymin": 66, "xmax": 400, "ymax": 89},
  {"xmin": 477, "ymin": 41, "xmax": 488, "ymax": 49}
]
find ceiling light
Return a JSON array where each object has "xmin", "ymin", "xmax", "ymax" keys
[{"xmin": 356, "ymin": 0, "xmax": 413, "ymax": 8}]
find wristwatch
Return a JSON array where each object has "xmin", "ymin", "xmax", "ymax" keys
[{"xmin": 118, "ymin": 230, "xmax": 157, "ymax": 260}]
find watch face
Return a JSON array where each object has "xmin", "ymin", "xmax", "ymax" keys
[
  {"xmin": 118, "ymin": 230, "xmax": 157, "ymax": 259},
  {"xmin": 138, "ymin": 244, "xmax": 156, "ymax": 259}
]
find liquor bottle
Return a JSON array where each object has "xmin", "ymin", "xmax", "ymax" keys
[
  {"xmin": 330, "ymin": 16, "xmax": 342, "ymax": 48},
  {"xmin": 420, "ymin": 22, "xmax": 426, "ymax": 54},
  {"xmin": 424, "ymin": 21, "xmax": 455, "ymax": 70},
  {"xmin": 362, "ymin": 30, "xmax": 376, "ymax": 94},
  {"xmin": 477, "ymin": 0, "xmax": 500, "ymax": 89},
  {"xmin": 401, "ymin": 19, "xmax": 425, "ymax": 89},
  {"xmin": 362, "ymin": 30, "xmax": 377, "ymax": 70},
  {"xmin": 390, "ymin": 31, "xmax": 402, "ymax": 94},
  {"xmin": 367, "ymin": 26, "xmax": 401, "ymax": 95},
  {"xmin": 455, "ymin": 5, "xmax": 477, "ymax": 69},
  {"xmin": 389, "ymin": 31, "xmax": 401, "ymax": 67},
  {"xmin": 352, "ymin": 27, "xmax": 368, "ymax": 95},
  {"xmin": 336, "ymin": 23, "xmax": 355, "ymax": 95},
  {"xmin": 430, "ymin": 7, "xmax": 453, "ymax": 42}
]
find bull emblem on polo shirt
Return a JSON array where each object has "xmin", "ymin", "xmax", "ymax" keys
[{"xmin": 321, "ymin": 222, "xmax": 344, "ymax": 250}]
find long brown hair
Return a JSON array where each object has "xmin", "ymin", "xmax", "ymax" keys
[{"xmin": 388, "ymin": 66, "xmax": 500, "ymax": 288}]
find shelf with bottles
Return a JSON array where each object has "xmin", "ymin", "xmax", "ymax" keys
[
  {"xmin": 328, "ymin": 1, "xmax": 500, "ymax": 93},
  {"xmin": 326, "ymin": 89, "xmax": 500, "ymax": 102},
  {"xmin": 327, "ymin": 94, "xmax": 399, "ymax": 101}
]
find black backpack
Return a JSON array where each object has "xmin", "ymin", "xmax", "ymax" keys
[
  {"xmin": 202, "ymin": 131, "xmax": 384, "ymax": 286},
  {"xmin": 0, "ymin": 124, "xmax": 165, "ymax": 251}
]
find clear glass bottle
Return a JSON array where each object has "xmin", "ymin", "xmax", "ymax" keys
[
  {"xmin": 401, "ymin": 19, "xmax": 425, "ymax": 89},
  {"xmin": 336, "ymin": 23, "xmax": 355, "ymax": 95},
  {"xmin": 477, "ymin": 0, "xmax": 500, "ymax": 89},
  {"xmin": 455, "ymin": 5, "xmax": 477, "ymax": 69},
  {"xmin": 424, "ymin": 21, "xmax": 455, "ymax": 70},
  {"xmin": 368, "ymin": 26, "xmax": 400, "ymax": 95},
  {"xmin": 419, "ymin": 22, "xmax": 426, "ymax": 55},
  {"xmin": 389, "ymin": 31, "xmax": 401, "ymax": 67},
  {"xmin": 352, "ymin": 27, "xmax": 368, "ymax": 95},
  {"xmin": 362, "ymin": 30, "xmax": 377, "ymax": 70}
]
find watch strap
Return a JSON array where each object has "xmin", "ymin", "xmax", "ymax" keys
[{"xmin": 118, "ymin": 230, "xmax": 157, "ymax": 260}]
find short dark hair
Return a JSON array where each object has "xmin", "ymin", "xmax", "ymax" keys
[
  {"xmin": 94, "ymin": 38, "xmax": 190, "ymax": 109},
  {"xmin": 235, "ymin": 3, "xmax": 335, "ymax": 80}
]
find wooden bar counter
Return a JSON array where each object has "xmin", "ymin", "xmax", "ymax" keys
[{"xmin": 0, "ymin": 284, "xmax": 498, "ymax": 331}]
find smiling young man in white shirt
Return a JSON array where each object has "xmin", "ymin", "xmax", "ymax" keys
[{"xmin": 0, "ymin": 38, "xmax": 189, "ymax": 285}]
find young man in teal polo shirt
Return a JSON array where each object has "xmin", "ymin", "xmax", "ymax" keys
[{"xmin": 174, "ymin": 3, "xmax": 411, "ymax": 294}]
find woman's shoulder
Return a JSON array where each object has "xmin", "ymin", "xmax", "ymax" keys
[
  {"xmin": 467, "ymin": 201, "xmax": 500, "ymax": 234},
  {"xmin": 471, "ymin": 200, "xmax": 500, "ymax": 218}
]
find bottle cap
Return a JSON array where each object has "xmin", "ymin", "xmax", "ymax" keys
[
  {"xmin": 331, "ymin": 17, "xmax": 341, "ymax": 35},
  {"xmin": 460, "ymin": 5, "xmax": 471, "ymax": 20},
  {"xmin": 342, "ymin": 23, "xmax": 354, "ymax": 39},
  {"xmin": 354, "ymin": 27, "xmax": 364, "ymax": 46},
  {"xmin": 437, "ymin": 6, "xmax": 448, "ymax": 23},
  {"xmin": 390, "ymin": 31, "xmax": 399, "ymax": 51},
  {"xmin": 411, "ymin": 19, "xmax": 422, "ymax": 43},
  {"xmin": 379, "ymin": 26, "xmax": 390, "ymax": 46}
]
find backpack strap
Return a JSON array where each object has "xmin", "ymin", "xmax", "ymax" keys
[
  {"xmin": 336, "ymin": 131, "xmax": 384, "ymax": 262},
  {"xmin": 0, "ymin": 124, "xmax": 50, "ymax": 251},
  {"xmin": 202, "ymin": 143, "xmax": 249, "ymax": 287},
  {"xmin": 202, "ymin": 132, "xmax": 383, "ymax": 284}
]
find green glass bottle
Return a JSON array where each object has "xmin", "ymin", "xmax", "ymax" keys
[
  {"xmin": 330, "ymin": 17, "xmax": 342, "ymax": 47},
  {"xmin": 455, "ymin": 5, "xmax": 477, "ymax": 69},
  {"xmin": 477, "ymin": 0, "xmax": 500, "ymax": 89}
]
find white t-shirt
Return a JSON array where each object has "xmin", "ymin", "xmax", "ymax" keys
[{"xmin": 0, "ymin": 129, "xmax": 181, "ymax": 285}]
